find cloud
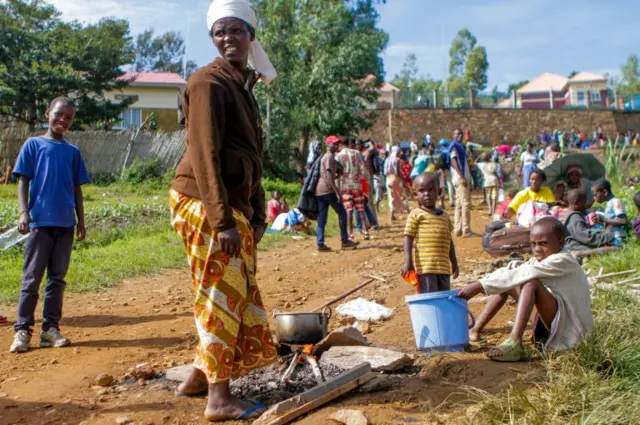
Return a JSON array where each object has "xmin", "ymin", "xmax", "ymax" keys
[{"xmin": 47, "ymin": 0, "xmax": 209, "ymax": 34}]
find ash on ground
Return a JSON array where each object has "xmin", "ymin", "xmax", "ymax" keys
[{"xmin": 230, "ymin": 355, "xmax": 344, "ymax": 405}]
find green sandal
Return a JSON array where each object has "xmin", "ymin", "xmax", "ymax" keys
[{"xmin": 487, "ymin": 339, "xmax": 531, "ymax": 362}]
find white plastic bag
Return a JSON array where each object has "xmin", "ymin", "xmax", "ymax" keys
[
  {"xmin": 516, "ymin": 201, "xmax": 550, "ymax": 228},
  {"xmin": 335, "ymin": 297, "xmax": 394, "ymax": 321},
  {"xmin": 0, "ymin": 227, "xmax": 30, "ymax": 250},
  {"xmin": 497, "ymin": 188, "xmax": 506, "ymax": 203}
]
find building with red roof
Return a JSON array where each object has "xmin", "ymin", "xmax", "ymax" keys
[{"xmin": 105, "ymin": 71, "xmax": 187, "ymax": 131}]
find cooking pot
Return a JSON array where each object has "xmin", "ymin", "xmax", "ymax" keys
[{"xmin": 273, "ymin": 307, "xmax": 332, "ymax": 344}]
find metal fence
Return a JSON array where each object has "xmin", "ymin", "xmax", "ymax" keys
[
  {"xmin": 0, "ymin": 128, "xmax": 186, "ymax": 176},
  {"xmin": 396, "ymin": 90, "xmax": 510, "ymax": 109},
  {"xmin": 395, "ymin": 90, "xmax": 640, "ymax": 110}
]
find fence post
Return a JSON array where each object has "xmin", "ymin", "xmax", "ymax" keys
[
  {"xmin": 121, "ymin": 114, "xmax": 152, "ymax": 178},
  {"xmin": 433, "ymin": 89, "xmax": 438, "ymax": 108}
]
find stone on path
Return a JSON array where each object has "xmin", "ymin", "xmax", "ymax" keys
[
  {"xmin": 320, "ymin": 346, "xmax": 413, "ymax": 372},
  {"xmin": 165, "ymin": 365, "xmax": 193, "ymax": 383},
  {"xmin": 133, "ymin": 363, "xmax": 156, "ymax": 380},
  {"xmin": 312, "ymin": 327, "xmax": 368, "ymax": 358},
  {"xmin": 115, "ymin": 417, "xmax": 134, "ymax": 425},
  {"xmin": 94, "ymin": 373, "xmax": 114, "ymax": 387},
  {"xmin": 330, "ymin": 409, "xmax": 369, "ymax": 425}
]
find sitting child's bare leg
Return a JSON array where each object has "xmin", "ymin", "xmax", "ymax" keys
[
  {"xmin": 469, "ymin": 289, "xmax": 518, "ymax": 342},
  {"xmin": 487, "ymin": 278, "xmax": 557, "ymax": 359}
]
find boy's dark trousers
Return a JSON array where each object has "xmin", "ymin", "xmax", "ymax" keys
[
  {"xmin": 14, "ymin": 227, "xmax": 74, "ymax": 332},
  {"xmin": 417, "ymin": 274, "xmax": 451, "ymax": 293}
]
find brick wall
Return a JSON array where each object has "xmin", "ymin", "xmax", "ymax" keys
[{"xmin": 357, "ymin": 108, "xmax": 640, "ymax": 146}]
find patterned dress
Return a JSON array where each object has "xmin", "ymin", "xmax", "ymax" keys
[{"xmin": 170, "ymin": 189, "xmax": 276, "ymax": 383}]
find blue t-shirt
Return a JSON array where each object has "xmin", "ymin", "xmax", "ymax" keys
[{"xmin": 13, "ymin": 137, "xmax": 90, "ymax": 228}]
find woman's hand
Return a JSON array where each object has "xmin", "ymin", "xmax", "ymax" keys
[
  {"xmin": 253, "ymin": 224, "xmax": 266, "ymax": 245},
  {"xmin": 217, "ymin": 227, "xmax": 242, "ymax": 257}
]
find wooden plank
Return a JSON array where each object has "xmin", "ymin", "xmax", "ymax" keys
[
  {"xmin": 311, "ymin": 279, "xmax": 374, "ymax": 312},
  {"xmin": 592, "ymin": 270, "xmax": 636, "ymax": 281},
  {"xmin": 618, "ymin": 276, "xmax": 640, "ymax": 285},
  {"xmin": 252, "ymin": 363, "xmax": 373, "ymax": 425}
]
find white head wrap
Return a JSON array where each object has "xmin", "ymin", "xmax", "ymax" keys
[{"xmin": 207, "ymin": 0, "xmax": 277, "ymax": 84}]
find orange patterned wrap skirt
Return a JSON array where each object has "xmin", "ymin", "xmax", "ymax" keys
[{"xmin": 169, "ymin": 189, "xmax": 277, "ymax": 383}]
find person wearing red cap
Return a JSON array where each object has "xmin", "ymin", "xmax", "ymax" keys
[
  {"xmin": 314, "ymin": 136, "xmax": 358, "ymax": 252},
  {"xmin": 336, "ymin": 138, "xmax": 371, "ymax": 240}
]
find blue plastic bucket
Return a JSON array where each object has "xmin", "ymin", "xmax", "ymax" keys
[{"xmin": 405, "ymin": 290, "xmax": 476, "ymax": 352}]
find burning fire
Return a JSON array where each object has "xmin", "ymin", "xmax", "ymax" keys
[{"xmin": 302, "ymin": 344, "xmax": 314, "ymax": 356}]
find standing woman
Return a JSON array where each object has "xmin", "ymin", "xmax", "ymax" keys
[
  {"xmin": 169, "ymin": 0, "xmax": 277, "ymax": 420},
  {"xmin": 519, "ymin": 142, "xmax": 539, "ymax": 188},
  {"xmin": 385, "ymin": 146, "xmax": 409, "ymax": 221},
  {"xmin": 306, "ymin": 140, "xmax": 322, "ymax": 171}
]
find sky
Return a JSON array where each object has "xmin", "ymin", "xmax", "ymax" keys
[{"xmin": 46, "ymin": 0, "xmax": 638, "ymax": 90}]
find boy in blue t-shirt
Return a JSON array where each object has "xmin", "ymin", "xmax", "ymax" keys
[
  {"xmin": 591, "ymin": 178, "xmax": 628, "ymax": 247},
  {"xmin": 10, "ymin": 97, "xmax": 90, "ymax": 353}
]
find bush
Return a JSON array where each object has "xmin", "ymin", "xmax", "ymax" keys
[
  {"xmin": 91, "ymin": 172, "xmax": 119, "ymax": 186},
  {"xmin": 122, "ymin": 158, "xmax": 163, "ymax": 184},
  {"xmin": 263, "ymin": 178, "xmax": 302, "ymax": 204}
]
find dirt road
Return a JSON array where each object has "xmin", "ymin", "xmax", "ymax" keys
[{"xmin": 0, "ymin": 201, "xmax": 538, "ymax": 425}]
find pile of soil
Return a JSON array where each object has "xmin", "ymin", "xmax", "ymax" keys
[{"xmin": 230, "ymin": 355, "xmax": 345, "ymax": 405}]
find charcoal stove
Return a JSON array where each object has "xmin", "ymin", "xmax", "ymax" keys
[{"xmin": 279, "ymin": 343, "xmax": 324, "ymax": 385}]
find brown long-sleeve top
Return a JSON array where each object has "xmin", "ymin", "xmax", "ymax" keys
[{"xmin": 171, "ymin": 58, "xmax": 266, "ymax": 231}]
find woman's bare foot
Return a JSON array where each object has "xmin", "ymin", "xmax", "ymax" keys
[
  {"xmin": 204, "ymin": 398, "xmax": 266, "ymax": 421},
  {"xmin": 176, "ymin": 367, "xmax": 208, "ymax": 396}
]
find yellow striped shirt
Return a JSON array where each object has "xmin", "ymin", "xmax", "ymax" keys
[{"xmin": 403, "ymin": 208, "xmax": 453, "ymax": 275}]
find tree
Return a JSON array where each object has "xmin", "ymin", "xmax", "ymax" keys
[
  {"xmin": 448, "ymin": 29, "xmax": 476, "ymax": 79},
  {"xmin": 391, "ymin": 53, "xmax": 419, "ymax": 92},
  {"xmin": 132, "ymin": 29, "xmax": 198, "ymax": 78},
  {"xmin": 250, "ymin": 0, "xmax": 388, "ymax": 175},
  {"xmin": 446, "ymin": 28, "xmax": 489, "ymax": 95},
  {"xmin": 568, "ymin": 70, "xmax": 578, "ymax": 78},
  {"xmin": 0, "ymin": 0, "xmax": 135, "ymax": 130},
  {"xmin": 618, "ymin": 54, "xmax": 640, "ymax": 96},
  {"xmin": 507, "ymin": 80, "xmax": 529, "ymax": 96},
  {"xmin": 463, "ymin": 45, "xmax": 488, "ymax": 92}
]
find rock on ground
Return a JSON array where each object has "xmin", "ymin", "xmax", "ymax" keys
[
  {"xmin": 94, "ymin": 373, "xmax": 114, "ymax": 387},
  {"xmin": 133, "ymin": 363, "xmax": 156, "ymax": 380},
  {"xmin": 312, "ymin": 327, "xmax": 368, "ymax": 358},
  {"xmin": 330, "ymin": 409, "xmax": 369, "ymax": 425},
  {"xmin": 115, "ymin": 417, "xmax": 134, "ymax": 425},
  {"xmin": 320, "ymin": 346, "xmax": 413, "ymax": 372},
  {"xmin": 165, "ymin": 365, "xmax": 193, "ymax": 383}
]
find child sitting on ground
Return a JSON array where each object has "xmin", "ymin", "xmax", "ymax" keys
[
  {"xmin": 267, "ymin": 190, "xmax": 287, "ymax": 224},
  {"xmin": 591, "ymin": 178, "xmax": 628, "ymax": 247},
  {"xmin": 494, "ymin": 189, "xmax": 518, "ymax": 222},
  {"xmin": 564, "ymin": 189, "xmax": 613, "ymax": 255},
  {"xmin": 402, "ymin": 173, "xmax": 459, "ymax": 293},
  {"xmin": 459, "ymin": 217, "xmax": 593, "ymax": 361},
  {"xmin": 633, "ymin": 191, "xmax": 640, "ymax": 240}
]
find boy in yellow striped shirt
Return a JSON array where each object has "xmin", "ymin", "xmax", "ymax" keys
[{"xmin": 402, "ymin": 173, "xmax": 459, "ymax": 293}]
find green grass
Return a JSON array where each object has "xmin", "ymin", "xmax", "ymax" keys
[
  {"xmin": 467, "ymin": 183, "xmax": 640, "ymax": 424},
  {"xmin": 0, "ymin": 180, "xmax": 334, "ymax": 302},
  {"xmin": 469, "ymin": 289, "xmax": 640, "ymax": 424}
]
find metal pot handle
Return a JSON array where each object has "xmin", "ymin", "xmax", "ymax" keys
[
  {"xmin": 321, "ymin": 306, "xmax": 332, "ymax": 320},
  {"xmin": 273, "ymin": 308, "xmax": 281, "ymax": 318}
]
